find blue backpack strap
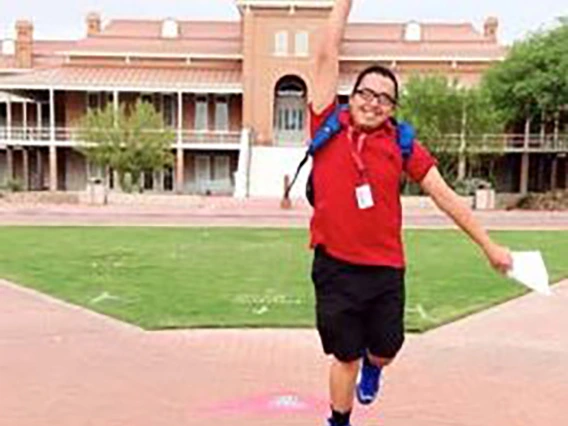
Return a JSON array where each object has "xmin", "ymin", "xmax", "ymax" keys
[
  {"xmin": 308, "ymin": 104, "xmax": 349, "ymax": 155},
  {"xmin": 395, "ymin": 121, "xmax": 415, "ymax": 160},
  {"xmin": 285, "ymin": 104, "xmax": 347, "ymax": 199}
]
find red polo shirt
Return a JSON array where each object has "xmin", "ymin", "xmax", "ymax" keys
[{"xmin": 309, "ymin": 101, "xmax": 436, "ymax": 268}]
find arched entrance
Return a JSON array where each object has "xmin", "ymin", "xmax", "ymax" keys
[{"xmin": 273, "ymin": 75, "xmax": 307, "ymax": 146}]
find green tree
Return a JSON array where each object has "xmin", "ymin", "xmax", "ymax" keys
[
  {"xmin": 482, "ymin": 17, "xmax": 568, "ymax": 127},
  {"xmin": 77, "ymin": 100, "xmax": 175, "ymax": 193},
  {"xmin": 397, "ymin": 74, "xmax": 503, "ymax": 184}
]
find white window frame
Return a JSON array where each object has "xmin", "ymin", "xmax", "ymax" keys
[
  {"xmin": 86, "ymin": 92, "xmax": 112, "ymax": 111},
  {"xmin": 162, "ymin": 93, "xmax": 176, "ymax": 128},
  {"xmin": 274, "ymin": 31, "xmax": 288, "ymax": 57},
  {"xmin": 87, "ymin": 92, "xmax": 101, "ymax": 111},
  {"xmin": 405, "ymin": 22, "xmax": 422, "ymax": 42},
  {"xmin": 162, "ymin": 19, "xmax": 179, "ymax": 39},
  {"xmin": 195, "ymin": 155, "xmax": 211, "ymax": 182},
  {"xmin": 195, "ymin": 96, "xmax": 209, "ymax": 131},
  {"xmin": 213, "ymin": 155, "xmax": 230, "ymax": 181},
  {"xmin": 87, "ymin": 161, "xmax": 104, "ymax": 180},
  {"xmin": 214, "ymin": 96, "xmax": 229, "ymax": 131},
  {"xmin": 295, "ymin": 31, "xmax": 309, "ymax": 57}
]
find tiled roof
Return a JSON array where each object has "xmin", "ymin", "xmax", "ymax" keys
[
  {"xmin": 100, "ymin": 20, "xmax": 242, "ymax": 40},
  {"xmin": 0, "ymin": 66, "xmax": 243, "ymax": 92},
  {"xmin": 341, "ymin": 40, "xmax": 506, "ymax": 60},
  {"xmin": 64, "ymin": 37, "xmax": 242, "ymax": 57},
  {"xmin": 344, "ymin": 23, "xmax": 489, "ymax": 42}
]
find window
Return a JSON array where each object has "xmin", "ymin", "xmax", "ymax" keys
[
  {"xmin": 213, "ymin": 156, "xmax": 230, "ymax": 181},
  {"xmin": 274, "ymin": 31, "xmax": 288, "ymax": 56},
  {"xmin": 405, "ymin": 22, "xmax": 422, "ymax": 42},
  {"xmin": 40, "ymin": 102, "xmax": 50, "ymax": 130},
  {"xmin": 273, "ymin": 76, "xmax": 307, "ymax": 145},
  {"xmin": 0, "ymin": 103, "xmax": 6, "ymax": 127},
  {"xmin": 162, "ymin": 19, "xmax": 179, "ymax": 39},
  {"xmin": 195, "ymin": 155, "xmax": 211, "ymax": 182},
  {"xmin": 87, "ymin": 92, "xmax": 100, "ymax": 110},
  {"xmin": 195, "ymin": 96, "xmax": 208, "ymax": 131},
  {"xmin": 162, "ymin": 94, "xmax": 176, "ymax": 127},
  {"xmin": 295, "ymin": 31, "xmax": 309, "ymax": 57},
  {"xmin": 163, "ymin": 166, "xmax": 174, "ymax": 191},
  {"xmin": 87, "ymin": 92, "xmax": 112, "ymax": 111},
  {"xmin": 141, "ymin": 93, "xmax": 153, "ymax": 105},
  {"xmin": 143, "ymin": 171, "xmax": 154, "ymax": 190},
  {"xmin": 214, "ymin": 96, "xmax": 229, "ymax": 131},
  {"xmin": 87, "ymin": 162, "xmax": 104, "ymax": 180}
]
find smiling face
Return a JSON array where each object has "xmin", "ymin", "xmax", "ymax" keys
[{"xmin": 349, "ymin": 72, "xmax": 397, "ymax": 131}]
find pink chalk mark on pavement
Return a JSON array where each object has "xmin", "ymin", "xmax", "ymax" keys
[{"xmin": 203, "ymin": 391, "xmax": 330, "ymax": 417}]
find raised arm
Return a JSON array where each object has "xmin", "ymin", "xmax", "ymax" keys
[{"xmin": 311, "ymin": 0, "xmax": 353, "ymax": 114}]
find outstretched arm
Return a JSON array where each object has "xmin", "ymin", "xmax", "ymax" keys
[
  {"xmin": 311, "ymin": 0, "xmax": 353, "ymax": 114},
  {"xmin": 420, "ymin": 167, "xmax": 513, "ymax": 274}
]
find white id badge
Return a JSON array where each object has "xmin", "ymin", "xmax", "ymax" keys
[{"xmin": 355, "ymin": 184, "xmax": 374, "ymax": 209}]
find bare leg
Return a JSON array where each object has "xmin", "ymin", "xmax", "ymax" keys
[{"xmin": 329, "ymin": 357, "xmax": 360, "ymax": 412}]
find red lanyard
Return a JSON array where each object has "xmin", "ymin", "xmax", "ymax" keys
[{"xmin": 348, "ymin": 127, "xmax": 368, "ymax": 183}]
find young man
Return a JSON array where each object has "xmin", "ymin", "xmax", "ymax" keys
[{"xmin": 310, "ymin": 2, "xmax": 513, "ymax": 426}]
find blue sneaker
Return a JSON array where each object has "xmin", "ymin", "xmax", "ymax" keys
[{"xmin": 356, "ymin": 353, "xmax": 382, "ymax": 405}]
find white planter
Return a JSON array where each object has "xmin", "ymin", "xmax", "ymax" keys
[{"xmin": 474, "ymin": 189, "xmax": 496, "ymax": 210}]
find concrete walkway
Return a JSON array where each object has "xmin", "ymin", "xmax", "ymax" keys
[
  {"xmin": 0, "ymin": 278, "xmax": 566, "ymax": 426},
  {"xmin": 2, "ymin": 200, "xmax": 568, "ymax": 229}
]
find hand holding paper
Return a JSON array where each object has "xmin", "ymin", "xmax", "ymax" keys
[{"xmin": 507, "ymin": 251, "xmax": 551, "ymax": 295}]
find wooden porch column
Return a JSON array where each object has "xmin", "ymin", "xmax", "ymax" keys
[
  {"xmin": 36, "ymin": 148, "xmax": 44, "ymax": 190},
  {"xmin": 520, "ymin": 153, "xmax": 530, "ymax": 195},
  {"xmin": 176, "ymin": 91, "xmax": 184, "ymax": 193},
  {"xmin": 113, "ymin": 91, "xmax": 119, "ymax": 118},
  {"xmin": 176, "ymin": 148, "xmax": 184, "ymax": 193},
  {"xmin": 36, "ymin": 102, "xmax": 42, "ymax": 140},
  {"xmin": 22, "ymin": 147, "xmax": 29, "ymax": 190},
  {"xmin": 551, "ymin": 156, "xmax": 558, "ymax": 191},
  {"xmin": 49, "ymin": 88, "xmax": 57, "ymax": 191},
  {"xmin": 49, "ymin": 146, "xmax": 57, "ymax": 191},
  {"xmin": 6, "ymin": 94, "xmax": 12, "ymax": 140},
  {"xmin": 22, "ymin": 101, "xmax": 28, "ymax": 140},
  {"xmin": 6, "ymin": 147, "xmax": 14, "ymax": 181},
  {"xmin": 520, "ymin": 117, "xmax": 531, "ymax": 195}
]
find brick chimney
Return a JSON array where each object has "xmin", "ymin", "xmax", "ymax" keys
[
  {"xmin": 484, "ymin": 17, "xmax": 498, "ymax": 41},
  {"xmin": 87, "ymin": 12, "xmax": 101, "ymax": 36},
  {"xmin": 15, "ymin": 20, "xmax": 33, "ymax": 68}
]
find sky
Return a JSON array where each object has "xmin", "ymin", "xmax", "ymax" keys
[{"xmin": 0, "ymin": 0, "xmax": 566, "ymax": 45}]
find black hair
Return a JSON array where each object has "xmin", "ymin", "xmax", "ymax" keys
[{"xmin": 351, "ymin": 64, "xmax": 399, "ymax": 102}]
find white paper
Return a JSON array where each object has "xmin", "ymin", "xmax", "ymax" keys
[{"xmin": 507, "ymin": 251, "xmax": 551, "ymax": 295}]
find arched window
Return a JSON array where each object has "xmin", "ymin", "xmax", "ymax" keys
[
  {"xmin": 273, "ymin": 75, "xmax": 307, "ymax": 146},
  {"xmin": 404, "ymin": 21, "xmax": 422, "ymax": 42},
  {"xmin": 162, "ymin": 18, "xmax": 179, "ymax": 39}
]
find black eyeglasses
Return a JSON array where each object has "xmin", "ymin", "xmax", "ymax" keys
[{"xmin": 353, "ymin": 88, "xmax": 397, "ymax": 107}]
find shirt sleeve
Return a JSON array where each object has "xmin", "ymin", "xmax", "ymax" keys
[
  {"xmin": 308, "ymin": 100, "xmax": 338, "ymax": 139},
  {"xmin": 405, "ymin": 141, "xmax": 437, "ymax": 183}
]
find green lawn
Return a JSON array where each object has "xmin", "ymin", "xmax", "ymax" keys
[{"xmin": 0, "ymin": 227, "xmax": 566, "ymax": 332}]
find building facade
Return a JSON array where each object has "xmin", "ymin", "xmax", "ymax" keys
[{"xmin": 0, "ymin": 0, "xmax": 566, "ymax": 197}]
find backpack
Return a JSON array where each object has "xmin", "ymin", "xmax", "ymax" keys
[{"xmin": 285, "ymin": 104, "xmax": 415, "ymax": 206}]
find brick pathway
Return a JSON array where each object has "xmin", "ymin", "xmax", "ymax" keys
[{"xmin": 1, "ymin": 278, "xmax": 566, "ymax": 426}]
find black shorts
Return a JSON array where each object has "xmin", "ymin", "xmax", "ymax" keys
[{"xmin": 311, "ymin": 246, "xmax": 406, "ymax": 362}]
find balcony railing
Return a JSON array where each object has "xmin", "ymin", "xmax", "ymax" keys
[
  {"xmin": 0, "ymin": 126, "xmax": 241, "ymax": 147},
  {"xmin": 180, "ymin": 130, "xmax": 241, "ymax": 145},
  {"xmin": 1, "ymin": 126, "xmax": 567, "ymax": 152},
  {"xmin": 437, "ymin": 133, "xmax": 568, "ymax": 153}
]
